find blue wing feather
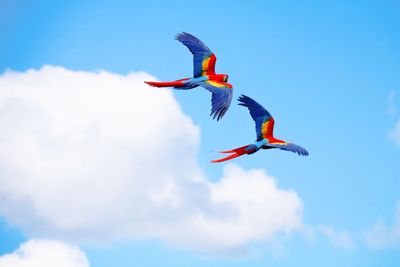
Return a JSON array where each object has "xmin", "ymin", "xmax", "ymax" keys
[
  {"xmin": 267, "ymin": 142, "xmax": 309, "ymax": 156},
  {"xmin": 199, "ymin": 82, "xmax": 233, "ymax": 121},
  {"xmin": 238, "ymin": 95, "xmax": 273, "ymax": 140},
  {"xmin": 175, "ymin": 32, "xmax": 214, "ymax": 78}
]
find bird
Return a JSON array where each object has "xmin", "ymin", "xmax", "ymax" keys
[
  {"xmin": 144, "ymin": 32, "xmax": 233, "ymax": 121},
  {"xmin": 211, "ymin": 95, "xmax": 309, "ymax": 163}
]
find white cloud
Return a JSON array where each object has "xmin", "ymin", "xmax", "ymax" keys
[
  {"xmin": 363, "ymin": 201, "xmax": 400, "ymax": 250},
  {"xmin": 388, "ymin": 120, "xmax": 400, "ymax": 146},
  {"xmin": 0, "ymin": 66, "xmax": 304, "ymax": 254},
  {"xmin": 0, "ymin": 239, "xmax": 89, "ymax": 267},
  {"xmin": 161, "ymin": 165, "xmax": 304, "ymax": 252},
  {"xmin": 319, "ymin": 225, "xmax": 354, "ymax": 250}
]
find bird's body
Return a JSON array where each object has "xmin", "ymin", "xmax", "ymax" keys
[
  {"xmin": 145, "ymin": 74, "xmax": 231, "ymax": 90},
  {"xmin": 145, "ymin": 32, "xmax": 233, "ymax": 121},
  {"xmin": 211, "ymin": 95, "xmax": 309, "ymax": 163}
]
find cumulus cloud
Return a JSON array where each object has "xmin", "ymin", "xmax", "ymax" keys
[
  {"xmin": 161, "ymin": 165, "xmax": 303, "ymax": 252},
  {"xmin": 0, "ymin": 66, "xmax": 304, "ymax": 253},
  {"xmin": 363, "ymin": 201, "xmax": 400, "ymax": 250},
  {"xmin": 0, "ymin": 239, "xmax": 89, "ymax": 267},
  {"xmin": 319, "ymin": 225, "xmax": 354, "ymax": 250}
]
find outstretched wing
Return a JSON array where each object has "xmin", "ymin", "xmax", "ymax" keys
[
  {"xmin": 238, "ymin": 95, "xmax": 275, "ymax": 140},
  {"xmin": 200, "ymin": 81, "xmax": 233, "ymax": 121},
  {"xmin": 176, "ymin": 32, "xmax": 216, "ymax": 77},
  {"xmin": 267, "ymin": 142, "xmax": 309, "ymax": 156}
]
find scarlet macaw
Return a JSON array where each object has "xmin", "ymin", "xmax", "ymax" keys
[
  {"xmin": 145, "ymin": 32, "xmax": 233, "ymax": 121},
  {"xmin": 212, "ymin": 95, "xmax": 309, "ymax": 163}
]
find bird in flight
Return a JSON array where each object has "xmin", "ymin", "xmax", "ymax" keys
[
  {"xmin": 212, "ymin": 95, "xmax": 309, "ymax": 163},
  {"xmin": 145, "ymin": 32, "xmax": 233, "ymax": 121}
]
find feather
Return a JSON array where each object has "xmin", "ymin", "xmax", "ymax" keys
[
  {"xmin": 200, "ymin": 81, "xmax": 233, "ymax": 121},
  {"xmin": 211, "ymin": 144, "xmax": 255, "ymax": 163},
  {"xmin": 175, "ymin": 32, "xmax": 216, "ymax": 77},
  {"xmin": 267, "ymin": 142, "xmax": 309, "ymax": 156},
  {"xmin": 238, "ymin": 94, "xmax": 274, "ymax": 140}
]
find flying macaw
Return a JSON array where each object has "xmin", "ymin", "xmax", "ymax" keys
[
  {"xmin": 144, "ymin": 32, "xmax": 233, "ymax": 121},
  {"xmin": 211, "ymin": 95, "xmax": 309, "ymax": 163}
]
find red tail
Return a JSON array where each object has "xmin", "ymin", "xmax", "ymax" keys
[
  {"xmin": 211, "ymin": 145, "xmax": 251, "ymax": 163},
  {"xmin": 144, "ymin": 78, "xmax": 189, "ymax": 88}
]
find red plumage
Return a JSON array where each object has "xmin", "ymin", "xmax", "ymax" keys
[
  {"xmin": 144, "ymin": 78, "xmax": 189, "ymax": 88},
  {"xmin": 211, "ymin": 145, "xmax": 253, "ymax": 163},
  {"xmin": 144, "ymin": 32, "xmax": 233, "ymax": 121}
]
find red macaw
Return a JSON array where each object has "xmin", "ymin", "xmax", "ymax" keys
[
  {"xmin": 145, "ymin": 32, "xmax": 233, "ymax": 121},
  {"xmin": 212, "ymin": 95, "xmax": 309, "ymax": 163}
]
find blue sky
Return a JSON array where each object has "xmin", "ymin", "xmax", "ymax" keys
[{"xmin": 0, "ymin": 0, "xmax": 399, "ymax": 266}]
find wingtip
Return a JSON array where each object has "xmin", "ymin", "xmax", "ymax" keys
[
  {"xmin": 210, "ymin": 110, "xmax": 222, "ymax": 121},
  {"xmin": 174, "ymin": 32, "xmax": 183, "ymax": 40},
  {"xmin": 237, "ymin": 94, "xmax": 252, "ymax": 106},
  {"xmin": 210, "ymin": 112, "xmax": 224, "ymax": 121},
  {"xmin": 298, "ymin": 148, "xmax": 309, "ymax": 156},
  {"xmin": 175, "ymin": 31, "xmax": 193, "ymax": 41},
  {"xmin": 210, "ymin": 103, "xmax": 230, "ymax": 121},
  {"xmin": 301, "ymin": 147, "xmax": 309, "ymax": 156},
  {"xmin": 237, "ymin": 94, "xmax": 248, "ymax": 101}
]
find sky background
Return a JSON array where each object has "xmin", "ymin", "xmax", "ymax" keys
[{"xmin": 0, "ymin": 0, "xmax": 399, "ymax": 266}]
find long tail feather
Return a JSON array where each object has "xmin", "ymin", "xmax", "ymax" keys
[
  {"xmin": 218, "ymin": 145, "xmax": 250, "ymax": 154},
  {"xmin": 211, "ymin": 153, "xmax": 243, "ymax": 163},
  {"xmin": 144, "ymin": 81, "xmax": 183, "ymax": 87},
  {"xmin": 211, "ymin": 145, "xmax": 251, "ymax": 163},
  {"xmin": 144, "ymin": 78, "xmax": 189, "ymax": 88}
]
